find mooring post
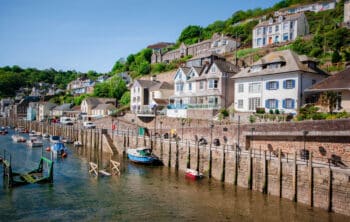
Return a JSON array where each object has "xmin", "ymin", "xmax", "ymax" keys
[
  {"xmin": 328, "ymin": 163, "xmax": 333, "ymax": 212},
  {"xmin": 262, "ymin": 150, "xmax": 268, "ymax": 194},
  {"xmin": 168, "ymin": 136, "xmax": 172, "ymax": 167},
  {"xmin": 293, "ymin": 151, "xmax": 298, "ymax": 202},
  {"xmin": 278, "ymin": 149, "xmax": 282, "ymax": 198},
  {"xmin": 186, "ymin": 141, "xmax": 190, "ymax": 169},
  {"xmin": 196, "ymin": 138, "xmax": 200, "ymax": 172},
  {"xmin": 220, "ymin": 143, "xmax": 226, "ymax": 182},
  {"xmin": 160, "ymin": 134, "xmax": 163, "ymax": 161},
  {"xmin": 248, "ymin": 148, "xmax": 253, "ymax": 190},
  {"xmin": 309, "ymin": 152, "xmax": 313, "ymax": 207},
  {"xmin": 175, "ymin": 137, "xmax": 179, "ymax": 171},
  {"xmin": 234, "ymin": 144, "xmax": 238, "ymax": 186}
]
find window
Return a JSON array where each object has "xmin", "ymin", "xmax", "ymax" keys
[
  {"xmin": 199, "ymin": 81, "xmax": 205, "ymax": 90},
  {"xmin": 266, "ymin": 81, "xmax": 279, "ymax": 90},
  {"xmin": 133, "ymin": 88, "xmax": 136, "ymax": 93},
  {"xmin": 188, "ymin": 83, "xmax": 192, "ymax": 91},
  {"xmin": 257, "ymin": 28, "xmax": 261, "ymax": 35},
  {"xmin": 238, "ymin": 100, "xmax": 243, "ymax": 109},
  {"xmin": 248, "ymin": 97, "xmax": 261, "ymax": 111},
  {"xmin": 290, "ymin": 21, "xmax": 294, "ymax": 29},
  {"xmin": 208, "ymin": 79, "xmax": 218, "ymax": 89},
  {"xmin": 208, "ymin": 97, "xmax": 218, "ymax": 105},
  {"xmin": 290, "ymin": 32, "xmax": 294, "ymax": 40},
  {"xmin": 222, "ymin": 40, "xmax": 227, "ymax": 45},
  {"xmin": 274, "ymin": 35, "xmax": 279, "ymax": 43},
  {"xmin": 211, "ymin": 65, "xmax": 216, "ymax": 73},
  {"xmin": 275, "ymin": 25, "xmax": 279, "ymax": 32},
  {"xmin": 312, "ymin": 79, "xmax": 316, "ymax": 85},
  {"xmin": 283, "ymin": 79, "xmax": 295, "ymax": 89},
  {"xmin": 152, "ymin": 92, "xmax": 155, "ymax": 98},
  {"xmin": 176, "ymin": 83, "xmax": 184, "ymax": 92},
  {"xmin": 283, "ymin": 98, "xmax": 295, "ymax": 109},
  {"xmin": 248, "ymin": 83, "xmax": 261, "ymax": 93},
  {"xmin": 283, "ymin": 33, "xmax": 289, "ymax": 41},
  {"xmin": 257, "ymin": 38, "xmax": 262, "ymax": 47},
  {"xmin": 138, "ymin": 87, "xmax": 140, "ymax": 93},
  {"xmin": 268, "ymin": 26, "xmax": 272, "ymax": 33},
  {"xmin": 238, "ymin": 84, "xmax": 244, "ymax": 93},
  {"xmin": 283, "ymin": 22, "xmax": 289, "ymax": 30},
  {"xmin": 265, "ymin": 99, "xmax": 278, "ymax": 109}
]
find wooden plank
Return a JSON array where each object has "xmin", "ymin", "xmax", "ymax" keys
[
  {"xmin": 21, "ymin": 174, "xmax": 36, "ymax": 183},
  {"xmin": 98, "ymin": 170, "xmax": 111, "ymax": 177}
]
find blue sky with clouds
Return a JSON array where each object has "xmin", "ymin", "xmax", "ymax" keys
[{"xmin": 0, "ymin": 0, "xmax": 280, "ymax": 72}]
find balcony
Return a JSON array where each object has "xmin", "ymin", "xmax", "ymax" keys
[
  {"xmin": 187, "ymin": 103, "xmax": 220, "ymax": 109},
  {"xmin": 167, "ymin": 104, "xmax": 188, "ymax": 110}
]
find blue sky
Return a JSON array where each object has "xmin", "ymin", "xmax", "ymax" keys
[{"xmin": 0, "ymin": 0, "xmax": 280, "ymax": 73}]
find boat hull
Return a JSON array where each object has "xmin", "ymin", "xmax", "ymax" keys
[{"xmin": 127, "ymin": 153, "xmax": 159, "ymax": 164}]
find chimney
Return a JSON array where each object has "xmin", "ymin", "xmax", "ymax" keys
[{"xmin": 151, "ymin": 75, "xmax": 157, "ymax": 82}]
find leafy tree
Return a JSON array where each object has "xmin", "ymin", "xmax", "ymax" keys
[
  {"xmin": 119, "ymin": 91, "xmax": 130, "ymax": 106},
  {"xmin": 177, "ymin": 25, "xmax": 204, "ymax": 45},
  {"xmin": 332, "ymin": 51, "xmax": 342, "ymax": 63},
  {"xmin": 319, "ymin": 91, "xmax": 339, "ymax": 113}
]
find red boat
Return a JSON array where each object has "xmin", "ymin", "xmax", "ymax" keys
[{"xmin": 185, "ymin": 168, "xmax": 203, "ymax": 180}]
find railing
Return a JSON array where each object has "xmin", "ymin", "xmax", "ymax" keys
[
  {"xmin": 167, "ymin": 104, "xmax": 188, "ymax": 110},
  {"xmin": 187, "ymin": 104, "xmax": 220, "ymax": 109}
]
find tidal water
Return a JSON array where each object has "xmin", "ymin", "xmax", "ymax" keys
[{"xmin": 0, "ymin": 129, "xmax": 349, "ymax": 222}]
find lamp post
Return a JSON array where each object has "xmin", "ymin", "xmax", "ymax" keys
[
  {"xmin": 250, "ymin": 127, "xmax": 255, "ymax": 149},
  {"xmin": 209, "ymin": 121, "xmax": 214, "ymax": 178},
  {"xmin": 160, "ymin": 120, "xmax": 163, "ymax": 139},
  {"xmin": 181, "ymin": 119, "xmax": 185, "ymax": 142}
]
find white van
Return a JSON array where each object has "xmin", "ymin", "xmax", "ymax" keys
[
  {"xmin": 60, "ymin": 117, "xmax": 74, "ymax": 125},
  {"xmin": 83, "ymin": 121, "xmax": 96, "ymax": 129}
]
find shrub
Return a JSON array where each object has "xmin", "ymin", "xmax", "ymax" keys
[
  {"xmin": 269, "ymin": 109, "xmax": 274, "ymax": 114},
  {"xmin": 274, "ymin": 109, "xmax": 280, "ymax": 114},
  {"xmin": 249, "ymin": 115, "xmax": 256, "ymax": 123},
  {"xmin": 256, "ymin": 107, "xmax": 265, "ymax": 114},
  {"xmin": 219, "ymin": 108, "xmax": 229, "ymax": 117}
]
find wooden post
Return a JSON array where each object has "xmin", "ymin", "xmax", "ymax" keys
[
  {"xmin": 262, "ymin": 150, "xmax": 268, "ymax": 194},
  {"xmin": 234, "ymin": 144, "xmax": 238, "ymax": 186},
  {"xmin": 160, "ymin": 135, "xmax": 163, "ymax": 161},
  {"xmin": 168, "ymin": 137, "xmax": 172, "ymax": 167},
  {"xmin": 293, "ymin": 151, "xmax": 298, "ymax": 202},
  {"xmin": 278, "ymin": 149, "xmax": 282, "ymax": 198},
  {"xmin": 309, "ymin": 152, "xmax": 313, "ymax": 207},
  {"xmin": 196, "ymin": 139, "xmax": 200, "ymax": 172},
  {"xmin": 175, "ymin": 138, "xmax": 179, "ymax": 171},
  {"xmin": 248, "ymin": 148, "xmax": 253, "ymax": 190},
  {"xmin": 328, "ymin": 165, "xmax": 333, "ymax": 212},
  {"xmin": 220, "ymin": 143, "xmax": 226, "ymax": 182},
  {"xmin": 186, "ymin": 141, "xmax": 190, "ymax": 169}
]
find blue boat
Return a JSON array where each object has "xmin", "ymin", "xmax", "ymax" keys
[
  {"xmin": 50, "ymin": 142, "xmax": 67, "ymax": 157},
  {"xmin": 127, "ymin": 147, "xmax": 161, "ymax": 165}
]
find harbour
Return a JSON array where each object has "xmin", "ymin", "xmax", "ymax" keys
[{"xmin": 0, "ymin": 125, "xmax": 349, "ymax": 221}]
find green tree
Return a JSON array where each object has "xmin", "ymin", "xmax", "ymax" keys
[
  {"xmin": 331, "ymin": 50, "xmax": 342, "ymax": 63},
  {"xmin": 177, "ymin": 25, "xmax": 204, "ymax": 45},
  {"xmin": 119, "ymin": 91, "xmax": 130, "ymax": 106}
]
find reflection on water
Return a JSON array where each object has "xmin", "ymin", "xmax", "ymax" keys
[{"xmin": 0, "ymin": 129, "xmax": 349, "ymax": 221}]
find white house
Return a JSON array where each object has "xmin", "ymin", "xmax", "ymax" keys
[
  {"xmin": 275, "ymin": 0, "xmax": 336, "ymax": 16},
  {"xmin": 38, "ymin": 102, "xmax": 56, "ymax": 121},
  {"xmin": 81, "ymin": 98, "xmax": 115, "ymax": 115},
  {"xmin": 232, "ymin": 50, "xmax": 329, "ymax": 114},
  {"xmin": 252, "ymin": 13, "xmax": 309, "ymax": 48}
]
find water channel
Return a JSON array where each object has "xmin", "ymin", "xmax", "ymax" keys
[{"xmin": 0, "ymin": 129, "xmax": 349, "ymax": 221}]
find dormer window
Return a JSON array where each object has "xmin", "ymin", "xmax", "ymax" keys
[
  {"xmin": 211, "ymin": 65, "xmax": 216, "ymax": 73},
  {"xmin": 278, "ymin": 16, "xmax": 283, "ymax": 22},
  {"xmin": 251, "ymin": 65, "xmax": 262, "ymax": 73},
  {"xmin": 222, "ymin": 40, "xmax": 227, "ymax": 45}
]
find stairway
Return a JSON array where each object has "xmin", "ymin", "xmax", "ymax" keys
[{"xmin": 103, "ymin": 133, "xmax": 119, "ymax": 155}]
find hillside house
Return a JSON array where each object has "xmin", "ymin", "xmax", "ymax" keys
[
  {"xmin": 38, "ymin": 102, "xmax": 57, "ymax": 121},
  {"xmin": 232, "ymin": 50, "xmax": 329, "ymax": 114},
  {"xmin": 52, "ymin": 103, "xmax": 73, "ymax": 117},
  {"xmin": 81, "ymin": 98, "xmax": 116, "ymax": 116},
  {"xmin": 252, "ymin": 13, "xmax": 309, "ymax": 48}
]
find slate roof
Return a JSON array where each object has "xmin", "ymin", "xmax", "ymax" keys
[
  {"xmin": 306, "ymin": 67, "xmax": 350, "ymax": 92},
  {"xmin": 92, "ymin": 104, "xmax": 116, "ymax": 111},
  {"xmin": 150, "ymin": 82, "xmax": 173, "ymax": 91},
  {"xmin": 53, "ymin": 103, "xmax": 72, "ymax": 111},
  {"xmin": 134, "ymin": 80, "xmax": 159, "ymax": 89},
  {"xmin": 147, "ymin": 42, "xmax": 174, "ymax": 49},
  {"xmin": 255, "ymin": 12, "xmax": 305, "ymax": 28},
  {"xmin": 85, "ymin": 98, "xmax": 115, "ymax": 107},
  {"xmin": 232, "ymin": 50, "xmax": 327, "ymax": 79}
]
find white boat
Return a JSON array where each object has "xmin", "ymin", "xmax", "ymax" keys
[
  {"xmin": 74, "ymin": 141, "xmax": 82, "ymax": 147},
  {"xmin": 62, "ymin": 137, "xmax": 73, "ymax": 144},
  {"xmin": 27, "ymin": 138, "xmax": 43, "ymax": 147},
  {"xmin": 185, "ymin": 168, "xmax": 204, "ymax": 180},
  {"xmin": 42, "ymin": 133, "xmax": 50, "ymax": 139},
  {"xmin": 12, "ymin": 135, "xmax": 26, "ymax": 143}
]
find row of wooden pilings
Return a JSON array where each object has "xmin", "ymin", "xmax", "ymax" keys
[{"xmin": 117, "ymin": 130, "xmax": 336, "ymax": 213}]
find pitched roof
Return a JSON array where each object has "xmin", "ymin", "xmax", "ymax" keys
[
  {"xmin": 232, "ymin": 50, "xmax": 327, "ymax": 79},
  {"xmin": 53, "ymin": 103, "xmax": 72, "ymax": 111},
  {"xmin": 150, "ymin": 81, "xmax": 173, "ymax": 91},
  {"xmin": 92, "ymin": 104, "xmax": 116, "ymax": 111},
  {"xmin": 147, "ymin": 42, "xmax": 174, "ymax": 49},
  {"xmin": 134, "ymin": 79, "xmax": 159, "ymax": 88},
  {"xmin": 213, "ymin": 60, "xmax": 240, "ymax": 74},
  {"xmin": 255, "ymin": 12, "xmax": 305, "ymax": 28},
  {"xmin": 306, "ymin": 67, "xmax": 350, "ymax": 92}
]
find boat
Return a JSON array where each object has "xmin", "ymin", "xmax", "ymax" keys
[
  {"xmin": 50, "ymin": 135, "xmax": 60, "ymax": 143},
  {"xmin": 185, "ymin": 168, "xmax": 203, "ymax": 180},
  {"xmin": 42, "ymin": 133, "xmax": 50, "ymax": 139},
  {"xmin": 73, "ymin": 140, "xmax": 82, "ymax": 147},
  {"xmin": 127, "ymin": 147, "xmax": 161, "ymax": 165},
  {"xmin": 27, "ymin": 138, "xmax": 44, "ymax": 147},
  {"xmin": 12, "ymin": 135, "xmax": 26, "ymax": 143},
  {"xmin": 62, "ymin": 137, "xmax": 73, "ymax": 144},
  {"xmin": 0, "ymin": 128, "xmax": 8, "ymax": 135},
  {"xmin": 50, "ymin": 142, "xmax": 67, "ymax": 157}
]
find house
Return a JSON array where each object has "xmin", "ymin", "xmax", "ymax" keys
[
  {"xmin": 52, "ymin": 103, "xmax": 73, "ymax": 117},
  {"xmin": 345, "ymin": 0, "xmax": 350, "ymax": 28},
  {"xmin": 274, "ymin": 0, "xmax": 336, "ymax": 16},
  {"xmin": 91, "ymin": 104, "xmax": 117, "ymax": 116},
  {"xmin": 151, "ymin": 33, "xmax": 239, "ymax": 64},
  {"xmin": 0, "ymin": 98, "xmax": 13, "ymax": 117},
  {"xmin": 96, "ymin": 75, "xmax": 109, "ymax": 83},
  {"xmin": 167, "ymin": 59, "xmax": 239, "ymax": 119},
  {"xmin": 27, "ymin": 102, "xmax": 39, "ymax": 121},
  {"xmin": 252, "ymin": 13, "xmax": 309, "ymax": 48},
  {"xmin": 66, "ymin": 77, "xmax": 95, "ymax": 95},
  {"xmin": 232, "ymin": 50, "xmax": 329, "ymax": 114},
  {"xmin": 117, "ymin": 72, "xmax": 132, "ymax": 85},
  {"xmin": 148, "ymin": 42, "xmax": 175, "ymax": 64},
  {"xmin": 11, "ymin": 96, "xmax": 40, "ymax": 119},
  {"xmin": 130, "ymin": 79, "xmax": 160, "ymax": 114},
  {"xmin": 81, "ymin": 98, "xmax": 116, "ymax": 115},
  {"xmin": 38, "ymin": 102, "xmax": 57, "ymax": 121},
  {"xmin": 305, "ymin": 67, "xmax": 350, "ymax": 112}
]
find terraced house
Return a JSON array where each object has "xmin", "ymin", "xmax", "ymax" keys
[
  {"xmin": 252, "ymin": 12, "xmax": 309, "ymax": 48},
  {"xmin": 167, "ymin": 59, "xmax": 239, "ymax": 119},
  {"xmin": 232, "ymin": 50, "xmax": 328, "ymax": 114}
]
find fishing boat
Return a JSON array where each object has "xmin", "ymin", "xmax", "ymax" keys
[
  {"xmin": 12, "ymin": 135, "xmax": 26, "ymax": 143},
  {"xmin": 185, "ymin": 168, "xmax": 203, "ymax": 180},
  {"xmin": 73, "ymin": 140, "xmax": 82, "ymax": 147},
  {"xmin": 127, "ymin": 147, "xmax": 161, "ymax": 165},
  {"xmin": 50, "ymin": 142, "xmax": 67, "ymax": 157},
  {"xmin": 0, "ymin": 128, "xmax": 8, "ymax": 135},
  {"xmin": 50, "ymin": 135, "xmax": 60, "ymax": 143},
  {"xmin": 27, "ymin": 138, "xmax": 44, "ymax": 147},
  {"xmin": 61, "ymin": 137, "xmax": 73, "ymax": 144}
]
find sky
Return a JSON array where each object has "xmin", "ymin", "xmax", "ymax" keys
[{"xmin": 0, "ymin": 0, "xmax": 281, "ymax": 73}]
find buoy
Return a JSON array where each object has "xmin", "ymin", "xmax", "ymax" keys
[
  {"xmin": 46, "ymin": 147, "xmax": 51, "ymax": 152},
  {"xmin": 62, "ymin": 152, "xmax": 67, "ymax": 158}
]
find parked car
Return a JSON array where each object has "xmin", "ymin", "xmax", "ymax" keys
[{"xmin": 83, "ymin": 121, "xmax": 96, "ymax": 129}]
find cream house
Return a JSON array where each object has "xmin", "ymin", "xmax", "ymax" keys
[
  {"xmin": 81, "ymin": 98, "xmax": 116, "ymax": 115},
  {"xmin": 91, "ymin": 104, "xmax": 117, "ymax": 116},
  {"xmin": 38, "ymin": 102, "xmax": 56, "ymax": 121}
]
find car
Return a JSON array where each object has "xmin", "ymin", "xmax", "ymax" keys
[{"xmin": 83, "ymin": 121, "xmax": 96, "ymax": 129}]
